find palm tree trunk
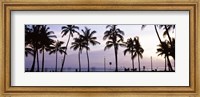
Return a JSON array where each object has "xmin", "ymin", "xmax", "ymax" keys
[
  {"xmin": 164, "ymin": 25, "xmax": 172, "ymax": 44},
  {"xmin": 164, "ymin": 25, "xmax": 174, "ymax": 71},
  {"xmin": 164, "ymin": 56, "xmax": 166, "ymax": 71},
  {"xmin": 174, "ymin": 59, "xmax": 175, "ymax": 71},
  {"xmin": 36, "ymin": 50, "xmax": 40, "ymax": 72},
  {"xmin": 151, "ymin": 56, "xmax": 153, "ymax": 71},
  {"xmin": 166, "ymin": 58, "xmax": 168, "ymax": 71},
  {"xmin": 154, "ymin": 25, "xmax": 162, "ymax": 43},
  {"xmin": 166, "ymin": 55, "xmax": 173, "ymax": 71},
  {"xmin": 155, "ymin": 25, "xmax": 169, "ymax": 72},
  {"xmin": 60, "ymin": 34, "xmax": 71, "ymax": 72},
  {"xmin": 78, "ymin": 50, "xmax": 81, "ymax": 72},
  {"xmin": 42, "ymin": 48, "xmax": 45, "ymax": 72},
  {"xmin": 86, "ymin": 50, "xmax": 90, "ymax": 72},
  {"xmin": 131, "ymin": 53, "xmax": 134, "ymax": 71},
  {"xmin": 138, "ymin": 55, "xmax": 140, "ymax": 72},
  {"xmin": 55, "ymin": 50, "xmax": 58, "ymax": 72},
  {"xmin": 30, "ymin": 50, "xmax": 36, "ymax": 72},
  {"xmin": 114, "ymin": 46, "xmax": 118, "ymax": 72}
]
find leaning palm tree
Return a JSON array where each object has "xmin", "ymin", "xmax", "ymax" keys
[
  {"xmin": 39, "ymin": 25, "xmax": 56, "ymax": 72},
  {"xmin": 170, "ymin": 38, "xmax": 175, "ymax": 59},
  {"xmin": 49, "ymin": 40, "xmax": 66, "ymax": 72},
  {"xmin": 164, "ymin": 56, "xmax": 167, "ymax": 71},
  {"xmin": 103, "ymin": 25, "xmax": 125, "ymax": 72},
  {"xmin": 80, "ymin": 27, "xmax": 100, "ymax": 72},
  {"xmin": 170, "ymin": 38, "xmax": 175, "ymax": 69},
  {"xmin": 159, "ymin": 25, "xmax": 175, "ymax": 45},
  {"xmin": 60, "ymin": 25, "xmax": 79, "ymax": 72},
  {"xmin": 159, "ymin": 25, "xmax": 175, "ymax": 70},
  {"xmin": 160, "ymin": 25, "xmax": 175, "ymax": 61},
  {"xmin": 141, "ymin": 25, "xmax": 174, "ymax": 71},
  {"xmin": 133, "ymin": 36, "xmax": 144, "ymax": 72},
  {"xmin": 157, "ymin": 40, "xmax": 173, "ymax": 71},
  {"xmin": 124, "ymin": 38, "xmax": 136, "ymax": 71},
  {"xmin": 142, "ymin": 25, "xmax": 162, "ymax": 43},
  {"xmin": 70, "ymin": 37, "xmax": 89, "ymax": 72}
]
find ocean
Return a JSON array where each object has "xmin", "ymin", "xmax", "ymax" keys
[{"xmin": 25, "ymin": 67, "xmax": 172, "ymax": 72}]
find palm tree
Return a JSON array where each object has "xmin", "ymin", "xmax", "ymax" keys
[
  {"xmin": 60, "ymin": 25, "xmax": 79, "ymax": 72},
  {"xmin": 25, "ymin": 43, "xmax": 34, "ymax": 72},
  {"xmin": 124, "ymin": 38, "xmax": 136, "ymax": 71},
  {"xmin": 39, "ymin": 25, "xmax": 56, "ymax": 72},
  {"xmin": 80, "ymin": 27, "xmax": 100, "ymax": 72},
  {"xmin": 159, "ymin": 25, "xmax": 175, "ymax": 45},
  {"xmin": 170, "ymin": 38, "xmax": 175, "ymax": 59},
  {"xmin": 103, "ymin": 25, "xmax": 125, "ymax": 72},
  {"xmin": 25, "ymin": 26, "xmax": 34, "ymax": 57},
  {"xmin": 164, "ymin": 56, "xmax": 167, "ymax": 71},
  {"xmin": 25, "ymin": 25, "xmax": 56, "ymax": 72},
  {"xmin": 158, "ymin": 25, "xmax": 175, "ymax": 70},
  {"xmin": 25, "ymin": 25, "xmax": 42, "ymax": 72},
  {"xmin": 170, "ymin": 38, "xmax": 175, "ymax": 69},
  {"xmin": 159, "ymin": 25, "xmax": 175, "ymax": 70},
  {"xmin": 70, "ymin": 37, "xmax": 89, "ymax": 72},
  {"xmin": 141, "ymin": 25, "xmax": 174, "ymax": 71},
  {"xmin": 159, "ymin": 25, "xmax": 175, "ymax": 55},
  {"xmin": 157, "ymin": 40, "xmax": 173, "ymax": 71},
  {"xmin": 133, "ymin": 36, "xmax": 144, "ymax": 72},
  {"xmin": 49, "ymin": 40, "xmax": 66, "ymax": 72}
]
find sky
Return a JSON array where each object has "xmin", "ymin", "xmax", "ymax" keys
[{"xmin": 25, "ymin": 24, "xmax": 175, "ymax": 71}]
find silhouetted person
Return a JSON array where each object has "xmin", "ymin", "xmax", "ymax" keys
[
  {"xmin": 124, "ymin": 68, "xmax": 130, "ymax": 72},
  {"xmin": 109, "ymin": 62, "xmax": 112, "ymax": 71},
  {"xmin": 143, "ymin": 66, "xmax": 145, "ymax": 71}
]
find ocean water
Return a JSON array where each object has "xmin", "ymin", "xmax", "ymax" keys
[{"xmin": 25, "ymin": 67, "xmax": 173, "ymax": 72}]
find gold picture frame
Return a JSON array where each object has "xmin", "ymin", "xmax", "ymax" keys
[{"xmin": 0, "ymin": 0, "xmax": 199, "ymax": 97}]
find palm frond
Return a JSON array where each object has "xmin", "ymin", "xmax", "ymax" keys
[
  {"xmin": 124, "ymin": 49, "xmax": 130, "ymax": 55},
  {"xmin": 49, "ymin": 49, "xmax": 56, "ymax": 55},
  {"xmin": 104, "ymin": 44, "xmax": 113, "ymax": 51},
  {"xmin": 141, "ymin": 25, "xmax": 146, "ymax": 30},
  {"xmin": 116, "ymin": 28, "xmax": 124, "ymax": 35}
]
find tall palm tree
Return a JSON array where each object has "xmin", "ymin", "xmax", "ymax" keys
[
  {"xmin": 25, "ymin": 25, "xmax": 42, "ymax": 72},
  {"xmin": 133, "ymin": 36, "xmax": 144, "ymax": 72},
  {"xmin": 170, "ymin": 38, "xmax": 175, "ymax": 59},
  {"xmin": 103, "ymin": 25, "xmax": 125, "ymax": 72},
  {"xmin": 124, "ymin": 38, "xmax": 136, "ymax": 71},
  {"xmin": 170, "ymin": 38, "xmax": 175, "ymax": 69},
  {"xmin": 25, "ymin": 26, "xmax": 34, "ymax": 57},
  {"xmin": 80, "ymin": 27, "xmax": 100, "ymax": 72},
  {"xmin": 159, "ymin": 25, "xmax": 175, "ymax": 69},
  {"xmin": 70, "ymin": 37, "xmax": 89, "ymax": 72},
  {"xmin": 60, "ymin": 25, "xmax": 79, "ymax": 72},
  {"xmin": 164, "ymin": 56, "xmax": 167, "ymax": 71},
  {"xmin": 141, "ymin": 25, "xmax": 174, "ymax": 71},
  {"xmin": 157, "ymin": 41, "xmax": 173, "ymax": 71},
  {"xmin": 39, "ymin": 25, "xmax": 56, "ymax": 72},
  {"xmin": 49, "ymin": 40, "xmax": 66, "ymax": 72}
]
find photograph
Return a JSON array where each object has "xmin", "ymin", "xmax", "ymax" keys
[
  {"xmin": 25, "ymin": 24, "xmax": 175, "ymax": 72},
  {"xmin": 2, "ymin": 0, "xmax": 198, "ymax": 95}
]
